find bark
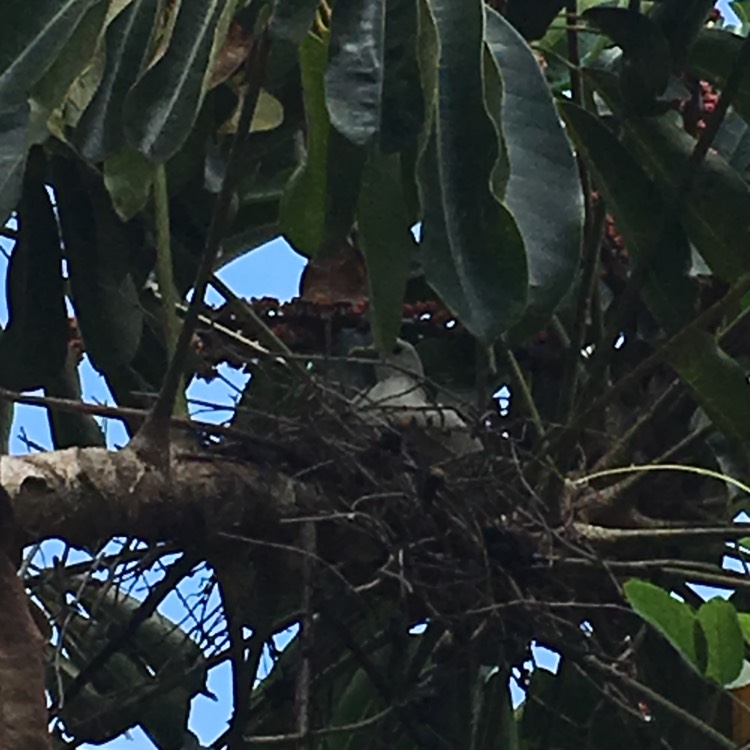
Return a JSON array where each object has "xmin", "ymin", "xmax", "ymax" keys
[
  {"xmin": 0, "ymin": 446, "xmax": 305, "ymax": 548},
  {"xmin": 0, "ymin": 486, "xmax": 48, "ymax": 750}
]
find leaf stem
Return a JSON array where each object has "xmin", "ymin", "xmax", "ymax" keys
[{"xmin": 153, "ymin": 164, "xmax": 186, "ymax": 416}]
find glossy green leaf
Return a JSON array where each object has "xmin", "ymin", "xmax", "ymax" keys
[
  {"xmin": 358, "ymin": 149, "xmax": 415, "ymax": 353},
  {"xmin": 417, "ymin": 0, "xmax": 527, "ymax": 344},
  {"xmin": 124, "ymin": 0, "xmax": 227, "ymax": 162},
  {"xmin": 624, "ymin": 115, "xmax": 750, "ymax": 283},
  {"xmin": 712, "ymin": 110, "xmax": 750, "ymax": 177},
  {"xmin": 0, "ymin": 0, "xmax": 101, "ymax": 107},
  {"xmin": 648, "ymin": 0, "xmax": 715, "ymax": 64},
  {"xmin": 561, "ymin": 101, "xmax": 750, "ymax": 443},
  {"xmin": 52, "ymin": 158, "xmax": 144, "ymax": 373},
  {"xmin": 31, "ymin": 0, "xmax": 108, "ymax": 113},
  {"xmin": 45, "ymin": 348, "xmax": 106, "ymax": 448},
  {"xmin": 504, "ymin": 0, "xmax": 565, "ymax": 41},
  {"xmin": 279, "ymin": 32, "xmax": 329, "ymax": 255},
  {"xmin": 0, "ymin": 150, "xmax": 68, "ymax": 391},
  {"xmin": 696, "ymin": 598, "xmax": 744, "ymax": 685},
  {"xmin": 381, "ymin": 0, "xmax": 424, "ymax": 154},
  {"xmin": 269, "ymin": 0, "xmax": 321, "ymax": 43},
  {"xmin": 690, "ymin": 28, "xmax": 750, "ymax": 124},
  {"xmin": 326, "ymin": 0, "xmax": 385, "ymax": 146},
  {"xmin": 280, "ymin": 32, "xmax": 366, "ymax": 257},
  {"xmin": 473, "ymin": 668, "xmax": 519, "ymax": 750},
  {"xmin": 0, "ymin": 102, "xmax": 29, "ymax": 226},
  {"xmin": 559, "ymin": 101, "xmax": 695, "ymax": 331},
  {"xmin": 74, "ymin": 0, "xmax": 159, "ymax": 162},
  {"xmin": 665, "ymin": 331, "xmax": 750, "ymax": 444},
  {"xmin": 624, "ymin": 580, "xmax": 700, "ymax": 671},
  {"xmin": 583, "ymin": 7, "xmax": 671, "ymax": 105},
  {"xmin": 103, "ymin": 146, "xmax": 156, "ymax": 221},
  {"xmin": 485, "ymin": 9, "xmax": 583, "ymax": 333},
  {"xmin": 738, "ymin": 612, "xmax": 750, "ymax": 645},
  {"xmin": 586, "ymin": 68, "xmax": 750, "ymax": 283}
]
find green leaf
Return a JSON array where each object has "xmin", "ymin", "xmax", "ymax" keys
[
  {"xmin": 648, "ymin": 0, "xmax": 715, "ymax": 64},
  {"xmin": 380, "ymin": 0, "xmax": 424, "ymax": 154},
  {"xmin": 326, "ymin": 0, "xmax": 385, "ymax": 146},
  {"xmin": 473, "ymin": 668, "xmax": 519, "ymax": 750},
  {"xmin": 0, "ymin": 102, "xmax": 30, "ymax": 227},
  {"xmin": 585, "ymin": 68, "xmax": 750, "ymax": 283},
  {"xmin": 560, "ymin": 101, "xmax": 750, "ymax": 444},
  {"xmin": 624, "ymin": 114, "xmax": 750, "ymax": 283},
  {"xmin": 558, "ymin": 101, "xmax": 695, "ymax": 331},
  {"xmin": 485, "ymin": 9, "xmax": 583, "ymax": 334},
  {"xmin": 417, "ymin": 0, "xmax": 527, "ymax": 344},
  {"xmin": 712, "ymin": 110, "xmax": 750, "ymax": 176},
  {"xmin": 504, "ymin": 0, "xmax": 565, "ymax": 41},
  {"xmin": 624, "ymin": 580, "xmax": 700, "ymax": 671},
  {"xmin": 103, "ymin": 146, "xmax": 156, "ymax": 221},
  {"xmin": 280, "ymin": 32, "xmax": 366, "ymax": 257},
  {"xmin": 31, "ymin": 0, "xmax": 108, "ymax": 113},
  {"xmin": 665, "ymin": 331, "xmax": 750, "ymax": 444},
  {"xmin": 74, "ymin": 0, "xmax": 160, "ymax": 162},
  {"xmin": 124, "ymin": 0, "xmax": 227, "ymax": 162},
  {"xmin": 696, "ymin": 598, "xmax": 744, "ymax": 685},
  {"xmin": 0, "ymin": 149, "xmax": 68, "ymax": 391},
  {"xmin": 0, "ymin": 0, "xmax": 101, "ymax": 107},
  {"xmin": 45, "ymin": 347, "xmax": 106, "ymax": 448},
  {"xmin": 583, "ymin": 6, "xmax": 671, "ymax": 107},
  {"xmin": 738, "ymin": 612, "xmax": 750, "ymax": 645},
  {"xmin": 52, "ymin": 158, "xmax": 144, "ymax": 374},
  {"xmin": 358, "ymin": 148, "xmax": 415, "ymax": 353},
  {"xmin": 690, "ymin": 28, "xmax": 750, "ymax": 124},
  {"xmin": 269, "ymin": 0, "xmax": 321, "ymax": 43},
  {"xmin": 279, "ymin": 32, "xmax": 329, "ymax": 255}
]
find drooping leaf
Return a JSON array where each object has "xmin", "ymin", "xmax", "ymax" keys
[
  {"xmin": 666, "ymin": 331, "xmax": 750, "ymax": 445},
  {"xmin": 0, "ymin": 0, "xmax": 102, "ymax": 107},
  {"xmin": 648, "ymin": 0, "xmax": 716, "ymax": 64},
  {"xmin": 417, "ymin": 0, "xmax": 527, "ymax": 344},
  {"xmin": 0, "ymin": 149, "xmax": 68, "ymax": 391},
  {"xmin": 52, "ymin": 158, "xmax": 144, "ymax": 374},
  {"xmin": 124, "ymin": 0, "xmax": 228, "ymax": 162},
  {"xmin": 585, "ymin": 68, "xmax": 750, "ymax": 283},
  {"xmin": 280, "ymin": 32, "xmax": 366, "ymax": 257},
  {"xmin": 31, "ymin": 0, "xmax": 108, "ymax": 113},
  {"xmin": 689, "ymin": 28, "xmax": 750, "ymax": 124},
  {"xmin": 74, "ymin": 0, "xmax": 160, "ymax": 162},
  {"xmin": 473, "ymin": 668, "xmax": 519, "ymax": 750},
  {"xmin": 696, "ymin": 598, "xmax": 744, "ymax": 685},
  {"xmin": 380, "ymin": 0, "xmax": 424, "ymax": 154},
  {"xmin": 712, "ymin": 110, "xmax": 750, "ymax": 178},
  {"xmin": 103, "ymin": 146, "xmax": 156, "ymax": 221},
  {"xmin": 0, "ymin": 101, "xmax": 30, "ymax": 227},
  {"xmin": 45, "ymin": 338, "xmax": 106, "ymax": 449},
  {"xmin": 558, "ymin": 102, "xmax": 695, "ymax": 331},
  {"xmin": 269, "ymin": 0, "xmax": 321, "ymax": 43},
  {"xmin": 504, "ymin": 0, "xmax": 565, "ymax": 40},
  {"xmin": 583, "ymin": 6, "xmax": 672, "ymax": 112},
  {"xmin": 485, "ymin": 8, "xmax": 583, "ymax": 335},
  {"xmin": 561, "ymin": 101, "xmax": 750, "ymax": 444},
  {"xmin": 279, "ymin": 32, "xmax": 329, "ymax": 255},
  {"xmin": 358, "ymin": 148, "xmax": 415, "ymax": 353},
  {"xmin": 624, "ymin": 580, "xmax": 700, "ymax": 671},
  {"xmin": 326, "ymin": 0, "xmax": 385, "ymax": 146}
]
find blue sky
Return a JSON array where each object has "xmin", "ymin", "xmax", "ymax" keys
[{"xmin": 1, "ymin": 1, "xmax": 741, "ymax": 746}]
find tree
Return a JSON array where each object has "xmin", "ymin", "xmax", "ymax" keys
[{"xmin": 1, "ymin": 0, "xmax": 750, "ymax": 747}]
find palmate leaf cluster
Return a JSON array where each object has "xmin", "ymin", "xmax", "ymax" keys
[{"xmin": 4, "ymin": 0, "xmax": 750, "ymax": 748}]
